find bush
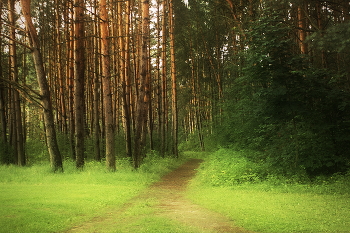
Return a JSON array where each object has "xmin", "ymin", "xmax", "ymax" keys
[{"xmin": 196, "ymin": 148, "xmax": 265, "ymax": 186}]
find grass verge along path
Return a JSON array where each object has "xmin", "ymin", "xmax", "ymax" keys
[
  {"xmin": 65, "ymin": 159, "xmax": 254, "ymax": 233},
  {"xmin": 188, "ymin": 150, "xmax": 350, "ymax": 233}
]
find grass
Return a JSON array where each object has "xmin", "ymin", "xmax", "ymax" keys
[
  {"xmin": 0, "ymin": 156, "xmax": 185, "ymax": 233},
  {"xmin": 188, "ymin": 149, "xmax": 350, "ymax": 233},
  {"xmin": 188, "ymin": 185, "xmax": 350, "ymax": 232}
]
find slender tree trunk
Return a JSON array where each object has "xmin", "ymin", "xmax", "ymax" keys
[
  {"xmin": 134, "ymin": 0, "xmax": 150, "ymax": 169},
  {"xmin": 99, "ymin": 0, "xmax": 116, "ymax": 171},
  {"xmin": 74, "ymin": 0, "xmax": 86, "ymax": 169},
  {"xmin": 169, "ymin": 0, "xmax": 178, "ymax": 158},
  {"xmin": 0, "ymin": 1, "xmax": 6, "ymax": 147},
  {"xmin": 20, "ymin": 0, "xmax": 63, "ymax": 172},
  {"xmin": 66, "ymin": 0, "xmax": 76, "ymax": 159},
  {"xmin": 55, "ymin": 0, "xmax": 67, "ymax": 134},
  {"xmin": 9, "ymin": 0, "xmax": 26, "ymax": 166},
  {"xmin": 160, "ymin": 0, "xmax": 168, "ymax": 157},
  {"xmin": 93, "ymin": 71, "xmax": 101, "ymax": 161},
  {"xmin": 124, "ymin": 0, "xmax": 133, "ymax": 159}
]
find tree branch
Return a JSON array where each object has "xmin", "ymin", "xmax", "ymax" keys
[{"xmin": 0, "ymin": 33, "xmax": 33, "ymax": 50}]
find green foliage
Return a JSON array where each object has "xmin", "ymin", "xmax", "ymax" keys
[
  {"xmin": 309, "ymin": 21, "xmax": 350, "ymax": 53},
  {"xmin": 139, "ymin": 150, "xmax": 185, "ymax": 175},
  {"xmin": 197, "ymin": 149, "xmax": 350, "ymax": 194},
  {"xmin": 218, "ymin": 9, "xmax": 350, "ymax": 176},
  {"xmin": 196, "ymin": 149, "xmax": 265, "ymax": 186}
]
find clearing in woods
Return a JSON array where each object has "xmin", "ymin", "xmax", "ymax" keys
[{"xmin": 65, "ymin": 159, "xmax": 254, "ymax": 233}]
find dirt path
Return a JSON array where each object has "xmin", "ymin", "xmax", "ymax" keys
[{"xmin": 66, "ymin": 159, "xmax": 254, "ymax": 233}]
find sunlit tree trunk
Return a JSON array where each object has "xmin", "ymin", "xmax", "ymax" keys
[
  {"xmin": 20, "ymin": 0, "xmax": 63, "ymax": 172},
  {"xmin": 120, "ymin": 0, "xmax": 133, "ymax": 159},
  {"xmin": 297, "ymin": 4, "xmax": 308, "ymax": 54},
  {"xmin": 169, "ymin": 0, "xmax": 178, "ymax": 158},
  {"xmin": 65, "ymin": 0, "xmax": 76, "ymax": 160},
  {"xmin": 134, "ymin": 0, "xmax": 150, "ymax": 168},
  {"xmin": 99, "ymin": 0, "xmax": 116, "ymax": 171},
  {"xmin": 160, "ymin": 0, "xmax": 168, "ymax": 157}
]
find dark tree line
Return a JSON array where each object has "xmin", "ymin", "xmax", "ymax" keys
[{"xmin": 175, "ymin": 0, "xmax": 350, "ymax": 176}]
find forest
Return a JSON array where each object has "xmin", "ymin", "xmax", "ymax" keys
[
  {"xmin": 1, "ymin": 0, "xmax": 350, "ymax": 232},
  {"xmin": 1, "ymin": 0, "xmax": 350, "ymax": 175}
]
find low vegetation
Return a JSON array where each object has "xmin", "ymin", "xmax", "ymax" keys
[
  {"xmin": 188, "ymin": 148, "xmax": 350, "ymax": 233},
  {"xmin": 0, "ymin": 154, "xmax": 184, "ymax": 233}
]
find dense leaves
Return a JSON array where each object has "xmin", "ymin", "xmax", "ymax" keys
[{"xmin": 218, "ymin": 7, "xmax": 350, "ymax": 176}]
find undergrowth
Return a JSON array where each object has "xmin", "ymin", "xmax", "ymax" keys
[{"xmin": 196, "ymin": 148, "xmax": 350, "ymax": 195}]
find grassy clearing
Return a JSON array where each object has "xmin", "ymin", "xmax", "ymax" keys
[
  {"xmin": 188, "ymin": 149, "xmax": 350, "ymax": 233},
  {"xmin": 0, "ymin": 156, "xmax": 185, "ymax": 233}
]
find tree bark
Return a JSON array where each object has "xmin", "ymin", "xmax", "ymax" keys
[
  {"xmin": 297, "ymin": 5, "xmax": 308, "ymax": 54},
  {"xmin": 160, "ymin": 0, "xmax": 168, "ymax": 157},
  {"xmin": 134, "ymin": 0, "xmax": 150, "ymax": 169},
  {"xmin": 20, "ymin": 0, "xmax": 63, "ymax": 172},
  {"xmin": 169, "ymin": 0, "xmax": 178, "ymax": 158},
  {"xmin": 74, "ymin": 0, "xmax": 86, "ymax": 169},
  {"xmin": 9, "ymin": 0, "xmax": 26, "ymax": 166},
  {"xmin": 99, "ymin": 0, "xmax": 116, "ymax": 171}
]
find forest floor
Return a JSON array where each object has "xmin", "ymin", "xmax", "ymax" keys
[{"xmin": 65, "ymin": 159, "xmax": 254, "ymax": 233}]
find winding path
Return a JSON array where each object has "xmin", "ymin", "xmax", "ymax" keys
[{"xmin": 66, "ymin": 159, "xmax": 254, "ymax": 233}]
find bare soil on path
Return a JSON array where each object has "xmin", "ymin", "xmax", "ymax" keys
[{"xmin": 65, "ymin": 159, "xmax": 255, "ymax": 233}]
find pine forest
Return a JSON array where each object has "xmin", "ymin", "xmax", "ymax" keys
[
  {"xmin": 1, "ymin": 0, "xmax": 350, "ymax": 175},
  {"xmin": 1, "ymin": 0, "xmax": 350, "ymax": 232}
]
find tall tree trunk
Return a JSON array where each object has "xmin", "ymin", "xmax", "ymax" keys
[
  {"xmin": 99, "ymin": 0, "xmax": 116, "ymax": 171},
  {"xmin": 169, "ymin": 0, "xmax": 178, "ymax": 158},
  {"xmin": 66, "ymin": 0, "xmax": 76, "ymax": 160},
  {"xmin": 134, "ymin": 0, "xmax": 150, "ymax": 169},
  {"xmin": 74, "ymin": 0, "xmax": 86, "ymax": 169},
  {"xmin": 122, "ymin": 0, "xmax": 133, "ymax": 159},
  {"xmin": 0, "ymin": 1, "xmax": 7, "ymax": 150},
  {"xmin": 20, "ymin": 0, "xmax": 63, "ymax": 172},
  {"xmin": 9, "ymin": 0, "xmax": 26, "ymax": 166},
  {"xmin": 93, "ymin": 0, "xmax": 101, "ymax": 161},
  {"xmin": 160, "ymin": 0, "xmax": 168, "ymax": 157},
  {"xmin": 55, "ymin": 0, "xmax": 67, "ymax": 134}
]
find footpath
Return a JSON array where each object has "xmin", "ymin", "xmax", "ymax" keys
[{"xmin": 66, "ymin": 159, "xmax": 254, "ymax": 233}]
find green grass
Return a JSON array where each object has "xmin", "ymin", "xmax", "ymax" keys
[
  {"xmin": 188, "ymin": 149, "xmax": 350, "ymax": 233},
  {"xmin": 0, "ymin": 156, "xmax": 185, "ymax": 233},
  {"xmin": 188, "ymin": 185, "xmax": 350, "ymax": 232}
]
